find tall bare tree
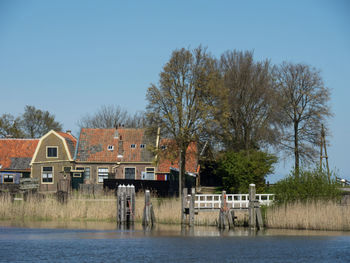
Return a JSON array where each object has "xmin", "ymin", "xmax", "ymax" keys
[
  {"xmin": 77, "ymin": 105, "xmax": 129, "ymax": 129},
  {"xmin": 21, "ymin": 105, "xmax": 62, "ymax": 138},
  {"xmin": 146, "ymin": 46, "xmax": 219, "ymax": 196},
  {"xmin": 274, "ymin": 62, "xmax": 332, "ymax": 175},
  {"xmin": 78, "ymin": 105, "xmax": 145, "ymax": 129},
  {"xmin": 213, "ymin": 50, "xmax": 281, "ymax": 151},
  {"xmin": 0, "ymin": 113, "xmax": 24, "ymax": 138}
]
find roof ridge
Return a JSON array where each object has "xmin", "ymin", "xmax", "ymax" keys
[{"xmin": 0, "ymin": 138, "xmax": 39, "ymax": 140}]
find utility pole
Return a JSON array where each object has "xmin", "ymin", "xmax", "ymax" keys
[{"xmin": 320, "ymin": 124, "xmax": 330, "ymax": 181}]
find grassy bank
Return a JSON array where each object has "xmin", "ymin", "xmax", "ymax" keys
[
  {"xmin": 266, "ymin": 200, "xmax": 350, "ymax": 231},
  {"xmin": 0, "ymin": 192, "xmax": 245, "ymax": 226}
]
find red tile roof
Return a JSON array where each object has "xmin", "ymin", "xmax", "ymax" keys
[
  {"xmin": 75, "ymin": 128, "xmax": 154, "ymax": 163},
  {"xmin": 0, "ymin": 139, "xmax": 39, "ymax": 171},
  {"xmin": 157, "ymin": 139, "xmax": 198, "ymax": 174}
]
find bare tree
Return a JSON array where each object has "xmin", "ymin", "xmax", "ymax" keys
[
  {"xmin": 146, "ymin": 46, "xmax": 219, "ymax": 196},
  {"xmin": 77, "ymin": 105, "xmax": 129, "ymax": 129},
  {"xmin": 21, "ymin": 105, "xmax": 62, "ymax": 138},
  {"xmin": 213, "ymin": 50, "xmax": 281, "ymax": 151},
  {"xmin": 274, "ymin": 62, "xmax": 332, "ymax": 175},
  {"xmin": 0, "ymin": 113, "xmax": 24, "ymax": 138},
  {"xmin": 125, "ymin": 111, "xmax": 147, "ymax": 128}
]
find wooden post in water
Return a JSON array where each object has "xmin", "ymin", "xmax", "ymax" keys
[
  {"xmin": 249, "ymin": 184, "xmax": 256, "ymax": 229},
  {"xmin": 142, "ymin": 190, "xmax": 156, "ymax": 227},
  {"xmin": 117, "ymin": 184, "xmax": 135, "ymax": 226},
  {"xmin": 181, "ymin": 188, "xmax": 188, "ymax": 225},
  {"xmin": 218, "ymin": 190, "xmax": 235, "ymax": 229},
  {"xmin": 189, "ymin": 188, "xmax": 195, "ymax": 227}
]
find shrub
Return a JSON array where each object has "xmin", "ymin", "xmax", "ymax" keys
[
  {"xmin": 218, "ymin": 150, "xmax": 277, "ymax": 193},
  {"xmin": 272, "ymin": 168, "xmax": 341, "ymax": 203}
]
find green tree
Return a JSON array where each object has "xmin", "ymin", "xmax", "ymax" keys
[
  {"xmin": 22, "ymin": 105, "xmax": 62, "ymax": 138},
  {"xmin": 274, "ymin": 63, "xmax": 332, "ymax": 176},
  {"xmin": 146, "ymin": 46, "xmax": 219, "ymax": 195},
  {"xmin": 218, "ymin": 150, "xmax": 277, "ymax": 193}
]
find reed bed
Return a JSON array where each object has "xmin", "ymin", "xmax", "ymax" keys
[
  {"xmin": 266, "ymin": 201, "xmax": 350, "ymax": 231},
  {"xmin": 0, "ymin": 192, "xmax": 234, "ymax": 226}
]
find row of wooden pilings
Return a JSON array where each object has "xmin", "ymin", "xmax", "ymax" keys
[
  {"xmin": 116, "ymin": 183, "xmax": 263, "ymax": 230},
  {"xmin": 116, "ymin": 185, "xmax": 155, "ymax": 227}
]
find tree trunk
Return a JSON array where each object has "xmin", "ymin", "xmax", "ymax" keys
[
  {"xmin": 294, "ymin": 121, "xmax": 299, "ymax": 177},
  {"xmin": 179, "ymin": 148, "xmax": 186, "ymax": 224}
]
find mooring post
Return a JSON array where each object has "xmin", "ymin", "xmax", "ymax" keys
[
  {"xmin": 142, "ymin": 189, "xmax": 156, "ymax": 227},
  {"xmin": 249, "ymin": 183, "xmax": 256, "ymax": 229},
  {"xmin": 131, "ymin": 185, "xmax": 135, "ymax": 223},
  {"xmin": 189, "ymin": 188, "xmax": 195, "ymax": 227},
  {"xmin": 120, "ymin": 185, "xmax": 126, "ymax": 224},
  {"xmin": 220, "ymin": 190, "xmax": 227, "ymax": 229},
  {"xmin": 181, "ymin": 188, "xmax": 188, "ymax": 225},
  {"xmin": 143, "ymin": 190, "xmax": 150, "ymax": 225}
]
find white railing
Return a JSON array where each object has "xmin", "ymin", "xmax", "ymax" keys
[{"xmin": 193, "ymin": 194, "xmax": 274, "ymax": 210}]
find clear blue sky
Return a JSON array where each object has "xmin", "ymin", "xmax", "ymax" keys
[{"xmin": 0, "ymin": 0, "xmax": 349, "ymax": 182}]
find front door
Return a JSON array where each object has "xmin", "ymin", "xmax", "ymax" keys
[{"xmin": 71, "ymin": 172, "xmax": 84, "ymax": 190}]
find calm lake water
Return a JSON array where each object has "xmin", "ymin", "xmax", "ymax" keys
[{"xmin": 0, "ymin": 221, "xmax": 350, "ymax": 263}]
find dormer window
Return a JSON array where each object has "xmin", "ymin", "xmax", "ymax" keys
[
  {"xmin": 140, "ymin": 144, "xmax": 146, "ymax": 149},
  {"xmin": 130, "ymin": 144, "xmax": 136, "ymax": 148},
  {"xmin": 161, "ymin": 145, "xmax": 167, "ymax": 150},
  {"xmin": 47, "ymin": 147, "xmax": 58, "ymax": 158},
  {"xmin": 107, "ymin": 145, "xmax": 114, "ymax": 151}
]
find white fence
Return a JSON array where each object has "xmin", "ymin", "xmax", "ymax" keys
[{"xmin": 194, "ymin": 194, "xmax": 274, "ymax": 210}]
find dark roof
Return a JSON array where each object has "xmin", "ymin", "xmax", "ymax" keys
[
  {"xmin": 75, "ymin": 128, "xmax": 154, "ymax": 163},
  {"xmin": 57, "ymin": 132, "xmax": 77, "ymax": 158},
  {"xmin": 0, "ymin": 139, "xmax": 39, "ymax": 171}
]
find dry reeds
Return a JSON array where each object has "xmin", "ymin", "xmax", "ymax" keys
[
  {"xmin": 0, "ymin": 192, "xmax": 231, "ymax": 226},
  {"xmin": 266, "ymin": 201, "xmax": 350, "ymax": 231}
]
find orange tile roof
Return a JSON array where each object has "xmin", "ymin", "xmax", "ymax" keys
[
  {"xmin": 0, "ymin": 139, "xmax": 39, "ymax": 171},
  {"xmin": 75, "ymin": 128, "xmax": 154, "ymax": 163},
  {"xmin": 157, "ymin": 140, "xmax": 198, "ymax": 174}
]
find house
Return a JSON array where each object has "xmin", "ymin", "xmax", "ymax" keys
[
  {"xmin": 28, "ymin": 127, "xmax": 199, "ymax": 193},
  {"xmin": 73, "ymin": 128, "xmax": 156, "ymax": 186},
  {"xmin": 0, "ymin": 138, "xmax": 39, "ymax": 184},
  {"xmin": 156, "ymin": 139, "xmax": 200, "ymax": 184},
  {"xmin": 30, "ymin": 130, "xmax": 77, "ymax": 192}
]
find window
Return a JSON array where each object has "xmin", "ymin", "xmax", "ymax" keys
[
  {"xmin": 73, "ymin": 173, "xmax": 81, "ymax": 178},
  {"xmin": 124, "ymin": 167, "xmax": 136, "ymax": 180},
  {"xmin": 107, "ymin": 145, "xmax": 114, "ymax": 151},
  {"xmin": 76, "ymin": 167, "xmax": 90, "ymax": 180},
  {"xmin": 42, "ymin": 167, "xmax": 53, "ymax": 183},
  {"xmin": 130, "ymin": 144, "xmax": 136, "ymax": 148},
  {"xmin": 98, "ymin": 168, "xmax": 109, "ymax": 183},
  {"xmin": 47, "ymin": 147, "xmax": 58, "ymax": 158},
  {"xmin": 84, "ymin": 167, "xmax": 90, "ymax": 180},
  {"xmin": 63, "ymin": 166, "xmax": 71, "ymax": 173},
  {"xmin": 161, "ymin": 145, "xmax": 167, "ymax": 150},
  {"xmin": 146, "ymin": 167, "xmax": 155, "ymax": 176},
  {"xmin": 144, "ymin": 167, "xmax": 155, "ymax": 180},
  {"xmin": 140, "ymin": 144, "xmax": 146, "ymax": 149},
  {"xmin": 3, "ymin": 174, "xmax": 14, "ymax": 183}
]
